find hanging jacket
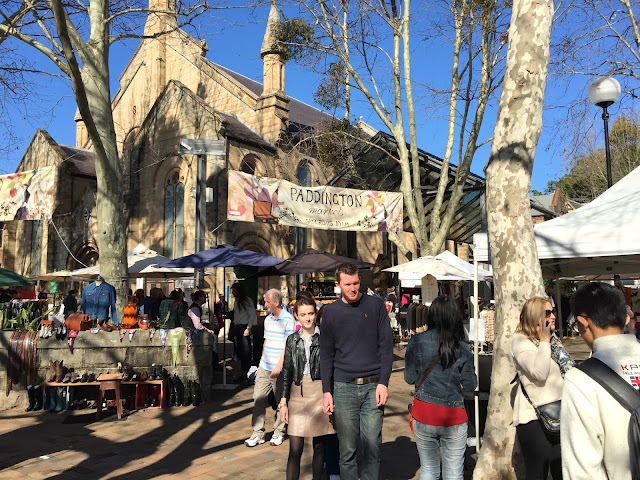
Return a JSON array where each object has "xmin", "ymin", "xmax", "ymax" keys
[{"xmin": 282, "ymin": 330, "xmax": 321, "ymax": 399}]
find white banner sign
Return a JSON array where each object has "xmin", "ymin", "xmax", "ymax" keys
[
  {"xmin": 227, "ymin": 171, "xmax": 403, "ymax": 232},
  {"xmin": 0, "ymin": 166, "xmax": 55, "ymax": 221}
]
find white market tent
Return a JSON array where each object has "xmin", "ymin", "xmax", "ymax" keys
[
  {"xmin": 392, "ymin": 251, "xmax": 492, "ymax": 287},
  {"xmin": 472, "ymin": 164, "xmax": 640, "ymax": 277}
]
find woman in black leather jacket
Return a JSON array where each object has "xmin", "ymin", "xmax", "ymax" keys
[{"xmin": 280, "ymin": 293, "xmax": 335, "ymax": 480}]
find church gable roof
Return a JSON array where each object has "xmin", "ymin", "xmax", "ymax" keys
[
  {"xmin": 17, "ymin": 130, "xmax": 95, "ymax": 178},
  {"xmin": 208, "ymin": 62, "xmax": 333, "ymax": 132},
  {"xmin": 135, "ymin": 79, "xmax": 276, "ymax": 154}
]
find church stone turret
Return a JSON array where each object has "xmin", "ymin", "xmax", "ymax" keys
[{"xmin": 258, "ymin": 0, "xmax": 289, "ymax": 143}]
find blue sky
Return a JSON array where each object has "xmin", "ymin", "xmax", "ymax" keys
[{"xmin": 0, "ymin": 4, "xmax": 616, "ymax": 194}]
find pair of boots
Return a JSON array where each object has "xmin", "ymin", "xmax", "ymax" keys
[
  {"xmin": 47, "ymin": 387, "xmax": 65, "ymax": 412},
  {"xmin": 47, "ymin": 360, "xmax": 65, "ymax": 383},
  {"xmin": 25, "ymin": 385, "xmax": 42, "ymax": 411},
  {"xmin": 168, "ymin": 375, "xmax": 202, "ymax": 406},
  {"xmin": 149, "ymin": 365, "xmax": 166, "ymax": 380}
]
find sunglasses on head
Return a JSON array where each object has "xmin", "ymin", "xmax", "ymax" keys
[{"xmin": 545, "ymin": 309, "xmax": 556, "ymax": 317}]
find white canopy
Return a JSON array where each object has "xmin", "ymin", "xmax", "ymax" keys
[
  {"xmin": 472, "ymin": 164, "xmax": 640, "ymax": 277},
  {"xmin": 388, "ymin": 251, "xmax": 492, "ymax": 287},
  {"xmin": 384, "ymin": 254, "xmax": 475, "ymax": 281},
  {"xmin": 71, "ymin": 245, "xmax": 194, "ymax": 278}
]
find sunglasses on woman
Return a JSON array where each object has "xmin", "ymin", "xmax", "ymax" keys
[{"xmin": 545, "ymin": 309, "xmax": 556, "ymax": 317}]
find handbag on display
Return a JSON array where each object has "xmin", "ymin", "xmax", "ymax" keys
[
  {"xmin": 408, "ymin": 355, "xmax": 441, "ymax": 434},
  {"xmin": 65, "ymin": 311, "xmax": 92, "ymax": 331},
  {"xmin": 518, "ymin": 375, "xmax": 561, "ymax": 436}
]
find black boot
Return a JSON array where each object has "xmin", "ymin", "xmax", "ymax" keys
[
  {"xmin": 192, "ymin": 381, "xmax": 201, "ymax": 406},
  {"xmin": 174, "ymin": 375, "xmax": 184, "ymax": 406},
  {"xmin": 33, "ymin": 385, "xmax": 42, "ymax": 411},
  {"xmin": 183, "ymin": 380, "xmax": 193, "ymax": 406},
  {"xmin": 156, "ymin": 365, "xmax": 164, "ymax": 379},
  {"xmin": 149, "ymin": 365, "xmax": 157, "ymax": 381},
  {"xmin": 25, "ymin": 385, "xmax": 36, "ymax": 412},
  {"xmin": 168, "ymin": 376, "xmax": 176, "ymax": 407}
]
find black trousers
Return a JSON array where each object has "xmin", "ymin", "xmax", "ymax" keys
[
  {"xmin": 234, "ymin": 324, "xmax": 252, "ymax": 372},
  {"xmin": 516, "ymin": 420, "xmax": 562, "ymax": 480}
]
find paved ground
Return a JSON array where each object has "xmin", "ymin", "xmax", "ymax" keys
[{"xmin": 0, "ymin": 337, "xmax": 591, "ymax": 479}]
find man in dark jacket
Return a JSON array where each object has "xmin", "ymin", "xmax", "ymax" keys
[{"xmin": 320, "ymin": 263, "xmax": 393, "ymax": 480}]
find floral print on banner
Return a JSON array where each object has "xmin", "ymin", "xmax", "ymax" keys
[{"xmin": 0, "ymin": 166, "xmax": 55, "ymax": 221}]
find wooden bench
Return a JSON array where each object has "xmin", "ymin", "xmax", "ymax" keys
[{"xmin": 41, "ymin": 378, "xmax": 168, "ymax": 414}]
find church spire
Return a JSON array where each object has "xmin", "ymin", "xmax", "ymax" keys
[
  {"xmin": 144, "ymin": 0, "xmax": 177, "ymax": 37},
  {"xmin": 261, "ymin": 0, "xmax": 285, "ymax": 94}
]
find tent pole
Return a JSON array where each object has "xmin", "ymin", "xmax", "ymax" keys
[
  {"xmin": 222, "ymin": 266, "xmax": 227, "ymax": 386},
  {"xmin": 473, "ymin": 258, "xmax": 480, "ymax": 450},
  {"xmin": 556, "ymin": 278, "xmax": 563, "ymax": 339}
]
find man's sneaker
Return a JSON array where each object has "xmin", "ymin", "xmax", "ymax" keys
[
  {"xmin": 270, "ymin": 433, "xmax": 284, "ymax": 446},
  {"xmin": 245, "ymin": 435, "xmax": 265, "ymax": 447}
]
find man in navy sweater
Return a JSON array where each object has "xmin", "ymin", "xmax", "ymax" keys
[{"xmin": 320, "ymin": 263, "xmax": 393, "ymax": 480}]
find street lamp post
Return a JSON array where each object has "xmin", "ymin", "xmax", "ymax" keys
[{"xmin": 588, "ymin": 77, "xmax": 621, "ymax": 188}]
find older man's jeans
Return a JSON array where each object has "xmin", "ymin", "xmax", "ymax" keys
[
  {"xmin": 333, "ymin": 381, "xmax": 384, "ymax": 480},
  {"xmin": 412, "ymin": 420, "xmax": 467, "ymax": 480}
]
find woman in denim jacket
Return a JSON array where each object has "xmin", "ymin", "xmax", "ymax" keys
[{"xmin": 405, "ymin": 295, "xmax": 477, "ymax": 480}]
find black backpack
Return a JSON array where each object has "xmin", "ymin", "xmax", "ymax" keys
[{"xmin": 577, "ymin": 357, "xmax": 640, "ymax": 480}]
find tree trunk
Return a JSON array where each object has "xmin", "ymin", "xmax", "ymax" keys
[
  {"xmin": 473, "ymin": 0, "xmax": 552, "ymax": 478},
  {"xmin": 82, "ymin": 62, "xmax": 130, "ymax": 321}
]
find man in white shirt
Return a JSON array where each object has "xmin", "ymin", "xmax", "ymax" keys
[
  {"xmin": 245, "ymin": 288, "xmax": 296, "ymax": 448},
  {"xmin": 561, "ymin": 282, "xmax": 640, "ymax": 479}
]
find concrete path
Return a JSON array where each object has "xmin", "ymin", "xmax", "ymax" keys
[{"xmin": 0, "ymin": 337, "xmax": 591, "ymax": 479}]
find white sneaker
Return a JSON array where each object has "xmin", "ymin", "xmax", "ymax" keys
[
  {"xmin": 270, "ymin": 433, "xmax": 284, "ymax": 446},
  {"xmin": 245, "ymin": 435, "xmax": 265, "ymax": 447}
]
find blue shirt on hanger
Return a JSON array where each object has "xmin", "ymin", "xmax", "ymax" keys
[{"xmin": 80, "ymin": 281, "xmax": 118, "ymax": 325}]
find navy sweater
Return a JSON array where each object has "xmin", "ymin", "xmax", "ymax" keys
[{"xmin": 320, "ymin": 294, "xmax": 393, "ymax": 392}]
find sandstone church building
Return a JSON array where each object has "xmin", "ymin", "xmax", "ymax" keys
[{"xmin": 2, "ymin": 1, "xmax": 408, "ymax": 293}]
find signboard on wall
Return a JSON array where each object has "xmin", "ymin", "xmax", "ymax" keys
[
  {"xmin": 227, "ymin": 171, "xmax": 403, "ymax": 232},
  {"xmin": 0, "ymin": 166, "xmax": 55, "ymax": 221}
]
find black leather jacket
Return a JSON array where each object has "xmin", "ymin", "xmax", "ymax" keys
[{"xmin": 282, "ymin": 330, "xmax": 321, "ymax": 400}]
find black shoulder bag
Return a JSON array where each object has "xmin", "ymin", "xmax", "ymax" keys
[
  {"xmin": 577, "ymin": 357, "xmax": 640, "ymax": 480},
  {"xmin": 517, "ymin": 374, "xmax": 561, "ymax": 437}
]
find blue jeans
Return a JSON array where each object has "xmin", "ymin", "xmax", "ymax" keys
[
  {"xmin": 413, "ymin": 420, "xmax": 467, "ymax": 480},
  {"xmin": 333, "ymin": 382, "xmax": 384, "ymax": 480}
]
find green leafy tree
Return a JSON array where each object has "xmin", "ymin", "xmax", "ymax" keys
[{"xmin": 556, "ymin": 115, "xmax": 640, "ymax": 202}]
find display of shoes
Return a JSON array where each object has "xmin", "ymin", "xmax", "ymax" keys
[
  {"xmin": 270, "ymin": 434, "xmax": 284, "ymax": 446},
  {"xmin": 245, "ymin": 435, "xmax": 265, "ymax": 447}
]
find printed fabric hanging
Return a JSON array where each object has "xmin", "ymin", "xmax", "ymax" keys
[{"xmin": 169, "ymin": 327, "xmax": 184, "ymax": 366}]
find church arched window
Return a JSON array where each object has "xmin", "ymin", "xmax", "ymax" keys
[
  {"xmin": 297, "ymin": 159, "xmax": 311, "ymax": 187},
  {"xmin": 164, "ymin": 170, "xmax": 184, "ymax": 258}
]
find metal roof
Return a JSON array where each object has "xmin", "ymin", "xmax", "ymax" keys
[{"xmin": 349, "ymin": 131, "xmax": 486, "ymax": 244}]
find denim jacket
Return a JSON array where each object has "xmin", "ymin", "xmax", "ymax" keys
[
  {"xmin": 404, "ymin": 330, "xmax": 477, "ymax": 408},
  {"xmin": 80, "ymin": 281, "xmax": 118, "ymax": 325}
]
